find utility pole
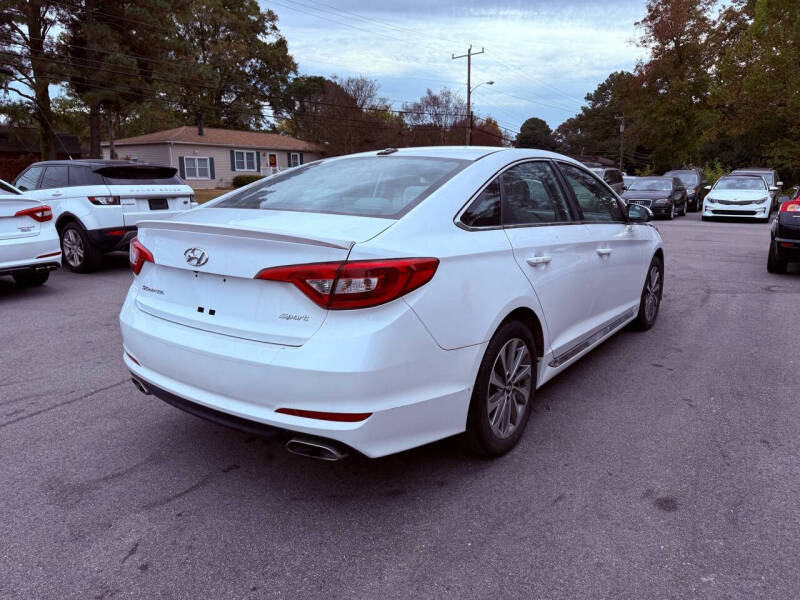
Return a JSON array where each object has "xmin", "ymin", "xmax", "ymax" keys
[
  {"xmin": 615, "ymin": 115, "xmax": 625, "ymax": 172},
  {"xmin": 452, "ymin": 45, "xmax": 484, "ymax": 145}
]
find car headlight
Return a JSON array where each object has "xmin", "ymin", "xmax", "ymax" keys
[
  {"xmin": 706, "ymin": 197, "xmax": 717, "ymax": 204},
  {"xmin": 755, "ymin": 196, "xmax": 768, "ymax": 204},
  {"xmin": 652, "ymin": 198, "xmax": 669, "ymax": 206}
]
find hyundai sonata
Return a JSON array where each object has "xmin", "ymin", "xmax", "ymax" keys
[{"xmin": 121, "ymin": 147, "xmax": 664, "ymax": 459}]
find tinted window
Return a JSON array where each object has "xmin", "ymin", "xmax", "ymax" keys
[
  {"xmin": 15, "ymin": 166, "xmax": 44, "ymax": 191},
  {"xmin": 666, "ymin": 171, "xmax": 699, "ymax": 186},
  {"xmin": 501, "ymin": 162, "xmax": 571, "ymax": 225},
  {"xmin": 628, "ymin": 178, "xmax": 672, "ymax": 191},
  {"xmin": 95, "ymin": 165, "xmax": 182, "ymax": 185},
  {"xmin": 40, "ymin": 166, "xmax": 70, "ymax": 189},
  {"xmin": 215, "ymin": 156, "xmax": 467, "ymax": 219},
  {"xmin": 559, "ymin": 164, "xmax": 625, "ymax": 222},
  {"xmin": 69, "ymin": 166, "xmax": 106, "ymax": 186},
  {"xmin": 461, "ymin": 178, "xmax": 501, "ymax": 227}
]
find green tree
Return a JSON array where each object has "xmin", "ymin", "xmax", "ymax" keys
[{"xmin": 515, "ymin": 117, "xmax": 556, "ymax": 150}]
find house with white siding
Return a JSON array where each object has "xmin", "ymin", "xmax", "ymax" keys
[{"xmin": 101, "ymin": 126, "xmax": 324, "ymax": 189}]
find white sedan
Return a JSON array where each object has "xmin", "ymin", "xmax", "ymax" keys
[
  {"xmin": 702, "ymin": 174, "xmax": 775, "ymax": 222},
  {"xmin": 121, "ymin": 147, "xmax": 664, "ymax": 459},
  {"xmin": 0, "ymin": 178, "xmax": 61, "ymax": 287}
]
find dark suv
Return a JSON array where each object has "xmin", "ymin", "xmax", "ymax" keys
[{"xmin": 663, "ymin": 169, "xmax": 708, "ymax": 212}]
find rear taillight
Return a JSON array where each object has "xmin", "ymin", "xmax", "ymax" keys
[
  {"xmin": 15, "ymin": 205, "xmax": 52, "ymax": 222},
  {"xmin": 129, "ymin": 237, "xmax": 154, "ymax": 275},
  {"xmin": 256, "ymin": 258, "xmax": 439, "ymax": 310},
  {"xmin": 781, "ymin": 201, "xmax": 800, "ymax": 212},
  {"xmin": 88, "ymin": 195, "xmax": 120, "ymax": 205}
]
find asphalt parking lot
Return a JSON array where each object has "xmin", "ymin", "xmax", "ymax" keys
[{"xmin": 1, "ymin": 213, "xmax": 799, "ymax": 599}]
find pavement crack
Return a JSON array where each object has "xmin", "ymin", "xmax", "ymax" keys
[
  {"xmin": 0, "ymin": 380, "xmax": 127, "ymax": 429},
  {"xmin": 121, "ymin": 541, "xmax": 139, "ymax": 564},
  {"xmin": 141, "ymin": 475, "xmax": 212, "ymax": 510}
]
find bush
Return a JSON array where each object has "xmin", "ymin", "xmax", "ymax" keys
[
  {"xmin": 232, "ymin": 174, "xmax": 263, "ymax": 188},
  {"xmin": 703, "ymin": 160, "xmax": 728, "ymax": 186}
]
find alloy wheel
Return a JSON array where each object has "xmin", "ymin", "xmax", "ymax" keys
[
  {"xmin": 62, "ymin": 229, "xmax": 84, "ymax": 267},
  {"xmin": 644, "ymin": 265, "xmax": 661, "ymax": 323},
  {"xmin": 487, "ymin": 338, "xmax": 532, "ymax": 439}
]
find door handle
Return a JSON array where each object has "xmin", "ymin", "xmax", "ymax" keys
[
  {"xmin": 596, "ymin": 248, "xmax": 613, "ymax": 257},
  {"xmin": 526, "ymin": 255, "xmax": 552, "ymax": 266},
  {"xmin": 50, "ymin": 192, "xmax": 63, "ymax": 197}
]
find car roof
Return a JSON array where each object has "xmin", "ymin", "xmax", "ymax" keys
[
  {"xmin": 24, "ymin": 159, "xmax": 164, "ymax": 170},
  {"xmin": 721, "ymin": 173, "xmax": 763, "ymax": 178},
  {"xmin": 639, "ymin": 176, "xmax": 673, "ymax": 180},
  {"xmin": 731, "ymin": 168, "xmax": 772, "ymax": 173},
  {"xmin": 664, "ymin": 169, "xmax": 699, "ymax": 174},
  {"xmin": 326, "ymin": 146, "xmax": 584, "ymax": 165}
]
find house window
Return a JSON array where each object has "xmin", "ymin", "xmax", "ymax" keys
[
  {"xmin": 289, "ymin": 152, "xmax": 301, "ymax": 168},
  {"xmin": 234, "ymin": 150, "xmax": 257, "ymax": 171},
  {"xmin": 185, "ymin": 157, "xmax": 211, "ymax": 179}
]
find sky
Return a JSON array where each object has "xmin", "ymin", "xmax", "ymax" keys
[{"xmin": 260, "ymin": 0, "xmax": 650, "ymax": 138}]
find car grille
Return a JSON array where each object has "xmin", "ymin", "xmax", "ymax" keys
[
  {"xmin": 712, "ymin": 209, "xmax": 757, "ymax": 215},
  {"xmin": 716, "ymin": 199, "xmax": 757, "ymax": 205},
  {"xmin": 627, "ymin": 199, "xmax": 652, "ymax": 208}
]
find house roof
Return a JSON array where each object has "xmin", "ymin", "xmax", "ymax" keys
[
  {"xmin": 103, "ymin": 126, "xmax": 323, "ymax": 153},
  {"xmin": 0, "ymin": 126, "xmax": 81, "ymax": 155}
]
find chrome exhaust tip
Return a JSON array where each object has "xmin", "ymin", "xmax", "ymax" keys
[
  {"xmin": 285, "ymin": 437, "xmax": 348, "ymax": 462},
  {"xmin": 131, "ymin": 377, "xmax": 150, "ymax": 395}
]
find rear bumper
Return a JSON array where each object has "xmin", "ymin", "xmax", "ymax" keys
[
  {"xmin": 0, "ymin": 259, "xmax": 60, "ymax": 277},
  {"xmin": 120, "ymin": 288, "xmax": 482, "ymax": 457},
  {"xmin": 87, "ymin": 226, "xmax": 137, "ymax": 251},
  {"xmin": 774, "ymin": 238, "xmax": 800, "ymax": 261}
]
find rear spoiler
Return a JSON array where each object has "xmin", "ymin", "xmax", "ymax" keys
[{"xmin": 135, "ymin": 219, "xmax": 355, "ymax": 251}]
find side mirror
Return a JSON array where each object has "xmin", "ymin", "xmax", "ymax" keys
[
  {"xmin": 622, "ymin": 184, "xmax": 629, "ymax": 191},
  {"xmin": 777, "ymin": 181, "xmax": 783, "ymax": 187},
  {"xmin": 769, "ymin": 185, "xmax": 779, "ymax": 192},
  {"xmin": 627, "ymin": 203, "xmax": 653, "ymax": 223},
  {"xmin": 704, "ymin": 185, "xmax": 711, "ymax": 190}
]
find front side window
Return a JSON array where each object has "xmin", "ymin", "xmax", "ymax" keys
[
  {"xmin": 185, "ymin": 158, "xmax": 210, "ymax": 179},
  {"xmin": 559, "ymin": 163, "xmax": 625, "ymax": 223},
  {"xmin": 15, "ymin": 166, "xmax": 44, "ymax": 191},
  {"xmin": 214, "ymin": 156, "xmax": 467, "ymax": 219},
  {"xmin": 234, "ymin": 150, "xmax": 256, "ymax": 171},
  {"xmin": 39, "ymin": 165, "xmax": 69, "ymax": 189},
  {"xmin": 461, "ymin": 178, "xmax": 501, "ymax": 228},
  {"xmin": 501, "ymin": 162, "xmax": 571, "ymax": 225}
]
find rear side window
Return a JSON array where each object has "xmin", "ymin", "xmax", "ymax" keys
[
  {"xmin": 95, "ymin": 165, "xmax": 182, "ymax": 185},
  {"xmin": 501, "ymin": 162, "xmax": 571, "ymax": 225},
  {"xmin": 559, "ymin": 163, "xmax": 625, "ymax": 223},
  {"xmin": 40, "ymin": 166, "xmax": 70, "ymax": 189},
  {"xmin": 69, "ymin": 166, "xmax": 105, "ymax": 186},
  {"xmin": 461, "ymin": 178, "xmax": 501, "ymax": 227},
  {"xmin": 15, "ymin": 166, "xmax": 44, "ymax": 191},
  {"xmin": 214, "ymin": 156, "xmax": 467, "ymax": 219}
]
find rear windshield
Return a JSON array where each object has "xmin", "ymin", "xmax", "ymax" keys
[
  {"xmin": 94, "ymin": 166, "xmax": 182, "ymax": 185},
  {"xmin": 628, "ymin": 178, "xmax": 672, "ymax": 191},
  {"xmin": 715, "ymin": 176, "xmax": 767, "ymax": 190},
  {"xmin": 212, "ymin": 156, "xmax": 468, "ymax": 218},
  {"xmin": 0, "ymin": 180, "xmax": 20, "ymax": 195}
]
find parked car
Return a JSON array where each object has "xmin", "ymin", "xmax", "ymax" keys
[
  {"xmin": 767, "ymin": 196, "xmax": 800, "ymax": 273},
  {"xmin": 663, "ymin": 168, "xmax": 708, "ymax": 212},
  {"xmin": 122, "ymin": 147, "xmax": 663, "ymax": 460},
  {"xmin": 702, "ymin": 174, "xmax": 774, "ymax": 222},
  {"xmin": 730, "ymin": 168, "xmax": 782, "ymax": 210},
  {"xmin": 621, "ymin": 176, "xmax": 688, "ymax": 219},
  {"xmin": 588, "ymin": 166, "xmax": 625, "ymax": 194},
  {"xmin": 13, "ymin": 160, "xmax": 196, "ymax": 273},
  {"xmin": 0, "ymin": 178, "xmax": 60, "ymax": 287}
]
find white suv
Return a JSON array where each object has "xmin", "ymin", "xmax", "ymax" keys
[
  {"xmin": 14, "ymin": 160, "xmax": 196, "ymax": 272},
  {"xmin": 0, "ymin": 178, "xmax": 61, "ymax": 286}
]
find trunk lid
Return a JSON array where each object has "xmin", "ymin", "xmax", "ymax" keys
[
  {"xmin": 0, "ymin": 197, "xmax": 43, "ymax": 240},
  {"xmin": 110, "ymin": 184, "xmax": 194, "ymax": 227},
  {"xmin": 134, "ymin": 208, "xmax": 395, "ymax": 346}
]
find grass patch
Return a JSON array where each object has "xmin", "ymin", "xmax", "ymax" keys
[{"xmin": 194, "ymin": 188, "xmax": 233, "ymax": 204}]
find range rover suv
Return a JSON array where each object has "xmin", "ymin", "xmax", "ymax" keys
[{"xmin": 14, "ymin": 160, "xmax": 196, "ymax": 272}]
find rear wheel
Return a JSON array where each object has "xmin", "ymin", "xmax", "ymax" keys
[
  {"xmin": 465, "ymin": 321, "xmax": 536, "ymax": 457},
  {"xmin": 633, "ymin": 256, "xmax": 663, "ymax": 331},
  {"xmin": 60, "ymin": 223, "xmax": 101, "ymax": 273},
  {"xmin": 13, "ymin": 269, "xmax": 49, "ymax": 287},
  {"xmin": 767, "ymin": 242, "xmax": 788, "ymax": 274}
]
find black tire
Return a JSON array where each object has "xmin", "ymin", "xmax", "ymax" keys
[
  {"xmin": 13, "ymin": 269, "xmax": 50, "ymax": 287},
  {"xmin": 465, "ymin": 320, "xmax": 536, "ymax": 457},
  {"xmin": 680, "ymin": 200, "xmax": 687, "ymax": 216},
  {"xmin": 633, "ymin": 256, "xmax": 663, "ymax": 331},
  {"xmin": 666, "ymin": 204, "xmax": 674, "ymax": 220},
  {"xmin": 767, "ymin": 242, "xmax": 788, "ymax": 274},
  {"xmin": 60, "ymin": 223, "xmax": 101, "ymax": 273}
]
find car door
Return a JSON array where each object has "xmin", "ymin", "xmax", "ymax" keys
[
  {"xmin": 556, "ymin": 162, "xmax": 649, "ymax": 327},
  {"xmin": 500, "ymin": 160, "xmax": 598, "ymax": 359},
  {"xmin": 672, "ymin": 178, "xmax": 686, "ymax": 211}
]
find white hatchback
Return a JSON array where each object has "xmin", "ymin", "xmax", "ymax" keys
[
  {"xmin": 0, "ymin": 179, "xmax": 61, "ymax": 287},
  {"xmin": 121, "ymin": 147, "xmax": 663, "ymax": 459}
]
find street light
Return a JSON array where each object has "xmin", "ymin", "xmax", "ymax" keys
[{"xmin": 467, "ymin": 81, "xmax": 494, "ymax": 145}]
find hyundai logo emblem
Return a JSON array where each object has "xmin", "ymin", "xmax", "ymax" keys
[{"xmin": 184, "ymin": 247, "xmax": 209, "ymax": 267}]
